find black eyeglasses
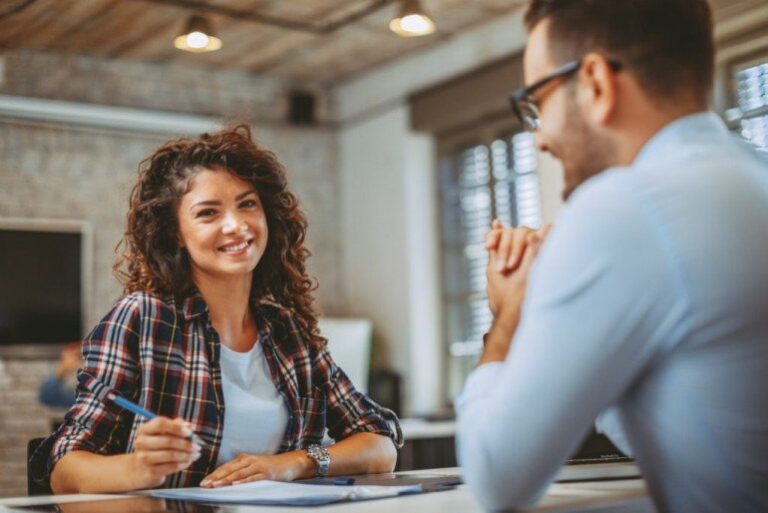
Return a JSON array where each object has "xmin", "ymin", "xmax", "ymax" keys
[{"xmin": 509, "ymin": 58, "xmax": 622, "ymax": 132}]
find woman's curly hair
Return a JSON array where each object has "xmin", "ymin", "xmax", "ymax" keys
[{"xmin": 114, "ymin": 124, "xmax": 319, "ymax": 339}]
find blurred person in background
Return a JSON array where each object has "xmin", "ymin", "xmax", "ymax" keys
[{"xmin": 38, "ymin": 342, "xmax": 81, "ymax": 409}]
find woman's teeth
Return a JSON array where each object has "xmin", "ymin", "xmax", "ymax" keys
[{"xmin": 221, "ymin": 241, "xmax": 249, "ymax": 253}]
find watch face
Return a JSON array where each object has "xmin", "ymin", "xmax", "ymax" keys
[{"xmin": 317, "ymin": 449, "xmax": 330, "ymax": 462}]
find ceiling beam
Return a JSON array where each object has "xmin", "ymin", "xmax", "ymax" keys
[{"xmin": 141, "ymin": 0, "xmax": 395, "ymax": 34}]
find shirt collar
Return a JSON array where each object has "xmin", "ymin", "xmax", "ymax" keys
[
  {"xmin": 633, "ymin": 111, "xmax": 728, "ymax": 169},
  {"xmin": 180, "ymin": 288, "xmax": 285, "ymax": 336},
  {"xmin": 181, "ymin": 288, "xmax": 208, "ymax": 320}
]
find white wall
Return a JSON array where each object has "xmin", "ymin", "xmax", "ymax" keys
[
  {"xmin": 537, "ymin": 152, "xmax": 566, "ymax": 225},
  {"xmin": 333, "ymin": 9, "xmax": 528, "ymax": 125}
]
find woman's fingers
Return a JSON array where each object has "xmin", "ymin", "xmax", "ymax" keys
[
  {"xmin": 213, "ymin": 464, "xmax": 263, "ymax": 486},
  {"xmin": 137, "ymin": 417, "xmax": 199, "ymax": 451},
  {"xmin": 133, "ymin": 416, "xmax": 201, "ymax": 482},
  {"xmin": 137, "ymin": 449, "xmax": 198, "ymax": 466},
  {"xmin": 201, "ymin": 459, "xmax": 252, "ymax": 487},
  {"xmin": 137, "ymin": 417, "xmax": 192, "ymax": 438},
  {"xmin": 233, "ymin": 473, "xmax": 267, "ymax": 485},
  {"xmin": 134, "ymin": 434, "xmax": 196, "ymax": 453}
]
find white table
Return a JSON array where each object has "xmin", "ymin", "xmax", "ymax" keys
[{"xmin": 0, "ymin": 465, "xmax": 654, "ymax": 513}]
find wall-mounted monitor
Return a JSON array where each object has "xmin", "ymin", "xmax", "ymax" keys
[{"xmin": 0, "ymin": 218, "xmax": 92, "ymax": 350}]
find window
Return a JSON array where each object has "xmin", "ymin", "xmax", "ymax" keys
[
  {"xmin": 729, "ymin": 57, "xmax": 768, "ymax": 151},
  {"xmin": 439, "ymin": 130, "xmax": 542, "ymax": 398}
]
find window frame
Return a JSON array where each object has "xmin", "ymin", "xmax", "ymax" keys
[{"xmin": 436, "ymin": 115, "xmax": 543, "ymax": 400}]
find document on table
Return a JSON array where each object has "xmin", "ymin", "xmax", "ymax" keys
[{"xmin": 151, "ymin": 480, "xmax": 423, "ymax": 506}]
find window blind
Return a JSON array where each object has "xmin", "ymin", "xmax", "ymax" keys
[
  {"xmin": 441, "ymin": 132, "xmax": 542, "ymax": 392},
  {"xmin": 735, "ymin": 60, "xmax": 768, "ymax": 151}
]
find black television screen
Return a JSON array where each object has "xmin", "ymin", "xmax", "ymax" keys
[{"xmin": 0, "ymin": 228, "xmax": 83, "ymax": 345}]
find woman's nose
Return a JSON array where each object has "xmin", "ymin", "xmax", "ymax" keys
[{"xmin": 222, "ymin": 212, "xmax": 247, "ymax": 234}]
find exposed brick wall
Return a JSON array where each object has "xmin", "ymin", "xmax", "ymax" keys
[
  {"xmin": 0, "ymin": 358, "xmax": 66, "ymax": 497},
  {"xmin": 0, "ymin": 50, "xmax": 342, "ymax": 497}
]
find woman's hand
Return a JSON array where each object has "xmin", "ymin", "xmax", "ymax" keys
[
  {"xmin": 200, "ymin": 451, "xmax": 313, "ymax": 488},
  {"xmin": 130, "ymin": 417, "xmax": 201, "ymax": 489}
]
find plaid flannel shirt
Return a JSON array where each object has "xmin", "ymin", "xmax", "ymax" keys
[{"xmin": 45, "ymin": 291, "xmax": 402, "ymax": 488}]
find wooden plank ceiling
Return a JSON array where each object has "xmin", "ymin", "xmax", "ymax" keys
[
  {"xmin": 0, "ymin": 0, "xmax": 759, "ymax": 86},
  {"xmin": 0, "ymin": 0, "xmax": 528, "ymax": 85}
]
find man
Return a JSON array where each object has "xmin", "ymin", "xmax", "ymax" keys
[{"xmin": 455, "ymin": 1, "xmax": 768, "ymax": 512}]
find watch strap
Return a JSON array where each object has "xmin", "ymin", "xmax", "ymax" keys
[{"xmin": 306, "ymin": 444, "xmax": 331, "ymax": 477}]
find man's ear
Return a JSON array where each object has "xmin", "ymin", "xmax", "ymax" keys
[{"xmin": 579, "ymin": 52, "xmax": 619, "ymax": 126}]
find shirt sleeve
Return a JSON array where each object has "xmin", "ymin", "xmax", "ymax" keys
[
  {"xmin": 312, "ymin": 343, "xmax": 403, "ymax": 448},
  {"xmin": 48, "ymin": 294, "xmax": 144, "ymax": 472},
  {"xmin": 595, "ymin": 407, "xmax": 633, "ymax": 457},
  {"xmin": 456, "ymin": 174, "xmax": 686, "ymax": 510}
]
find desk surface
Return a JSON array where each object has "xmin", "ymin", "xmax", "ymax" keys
[{"xmin": 0, "ymin": 465, "xmax": 654, "ymax": 513}]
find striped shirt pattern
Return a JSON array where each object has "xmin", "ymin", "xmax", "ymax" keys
[{"xmin": 47, "ymin": 291, "xmax": 403, "ymax": 488}]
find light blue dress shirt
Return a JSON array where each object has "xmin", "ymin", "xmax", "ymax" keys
[{"xmin": 456, "ymin": 113, "xmax": 768, "ymax": 513}]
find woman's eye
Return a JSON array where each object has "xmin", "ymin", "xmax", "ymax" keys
[
  {"xmin": 196, "ymin": 209, "xmax": 217, "ymax": 218},
  {"xmin": 240, "ymin": 199, "xmax": 258, "ymax": 209}
]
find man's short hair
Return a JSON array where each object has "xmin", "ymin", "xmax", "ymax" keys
[{"xmin": 524, "ymin": 0, "xmax": 714, "ymax": 104}]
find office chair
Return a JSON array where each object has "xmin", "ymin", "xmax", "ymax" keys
[{"xmin": 27, "ymin": 437, "xmax": 53, "ymax": 496}]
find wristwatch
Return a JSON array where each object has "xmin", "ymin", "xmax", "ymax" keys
[{"xmin": 306, "ymin": 444, "xmax": 331, "ymax": 477}]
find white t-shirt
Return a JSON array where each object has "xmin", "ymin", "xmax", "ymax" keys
[{"xmin": 217, "ymin": 342, "xmax": 290, "ymax": 465}]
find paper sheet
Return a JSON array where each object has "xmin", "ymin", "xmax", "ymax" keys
[{"xmin": 151, "ymin": 480, "xmax": 422, "ymax": 506}]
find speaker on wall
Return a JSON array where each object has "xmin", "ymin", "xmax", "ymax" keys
[{"xmin": 288, "ymin": 90, "xmax": 316, "ymax": 125}]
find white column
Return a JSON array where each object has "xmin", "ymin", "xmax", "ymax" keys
[{"xmin": 339, "ymin": 105, "xmax": 441, "ymax": 415}]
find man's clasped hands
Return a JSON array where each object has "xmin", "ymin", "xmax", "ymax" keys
[{"xmin": 480, "ymin": 219, "xmax": 551, "ymax": 364}]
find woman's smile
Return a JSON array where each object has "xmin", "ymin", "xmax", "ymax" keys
[{"xmin": 218, "ymin": 238, "xmax": 254, "ymax": 255}]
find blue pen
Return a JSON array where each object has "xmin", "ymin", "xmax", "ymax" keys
[
  {"xmin": 106, "ymin": 392, "xmax": 208, "ymax": 448},
  {"xmin": 302, "ymin": 477, "xmax": 355, "ymax": 486},
  {"xmin": 328, "ymin": 477, "xmax": 355, "ymax": 486}
]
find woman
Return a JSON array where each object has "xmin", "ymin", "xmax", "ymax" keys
[{"xmin": 43, "ymin": 126, "xmax": 401, "ymax": 493}]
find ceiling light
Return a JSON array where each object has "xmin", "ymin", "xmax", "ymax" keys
[
  {"xmin": 389, "ymin": 0, "xmax": 436, "ymax": 37},
  {"xmin": 174, "ymin": 15, "xmax": 222, "ymax": 53}
]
